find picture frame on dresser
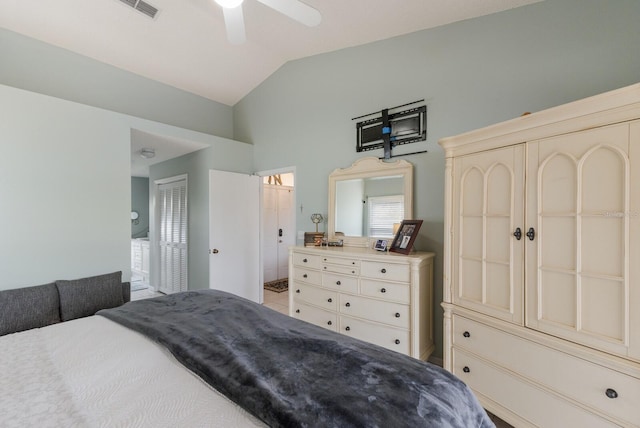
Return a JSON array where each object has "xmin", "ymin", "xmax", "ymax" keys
[
  {"xmin": 373, "ymin": 239, "xmax": 388, "ymax": 251},
  {"xmin": 389, "ymin": 220, "xmax": 422, "ymax": 254}
]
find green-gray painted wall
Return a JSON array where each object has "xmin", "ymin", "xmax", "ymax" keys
[{"xmin": 233, "ymin": 0, "xmax": 640, "ymax": 358}]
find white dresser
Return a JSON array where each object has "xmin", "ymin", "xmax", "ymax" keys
[
  {"xmin": 289, "ymin": 246, "xmax": 435, "ymax": 360},
  {"xmin": 440, "ymin": 84, "xmax": 640, "ymax": 427}
]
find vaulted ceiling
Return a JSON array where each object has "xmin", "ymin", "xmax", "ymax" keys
[{"xmin": 0, "ymin": 0, "xmax": 542, "ymax": 106}]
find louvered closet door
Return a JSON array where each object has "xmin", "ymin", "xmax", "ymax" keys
[
  {"xmin": 158, "ymin": 179, "xmax": 188, "ymax": 294},
  {"xmin": 452, "ymin": 145, "xmax": 525, "ymax": 324},
  {"xmin": 526, "ymin": 122, "xmax": 639, "ymax": 360}
]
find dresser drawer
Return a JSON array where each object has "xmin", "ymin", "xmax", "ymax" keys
[
  {"xmin": 292, "ymin": 252, "xmax": 322, "ymax": 269},
  {"xmin": 453, "ymin": 315, "xmax": 640, "ymax": 426},
  {"xmin": 453, "ymin": 348, "xmax": 618, "ymax": 428},
  {"xmin": 292, "ymin": 267, "xmax": 321, "ymax": 286},
  {"xmin": 339, "ymin": 294, "xmax": 409, "ymax": 329},
  {"xmin": 293, "ymin": 283, "xmax": 337, "ymax": 312},
  {"xmin": 292, "ymin": 302, "xmax": 337, "ymax": 331},
  {"xmin": 361, "ymin": 279, "xmax": 410, "ymax": 304},
  {"xmin": 361, "ymin": 261, "xmax": 410, "ymax": 282},
  {"xmin": 322, "ymin": 273, "xmax": 358, "ymax": 294},
  {"xmin": 321, "ymin": 255, "xmax": 359, "ymax": 269},
  {"xmin": 339, "ymin": 315, "xmax": 410, "ymax": 355}
]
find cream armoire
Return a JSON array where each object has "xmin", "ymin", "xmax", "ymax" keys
[{"xmin": 440, "ymin": 84, "xmax": 640, "ymax": 427}]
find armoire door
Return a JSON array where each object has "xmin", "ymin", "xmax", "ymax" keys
[
  {"xmin": 526, "ymin": 122, "xmax": 639, "ymax": 359},
  {"xmin": 452, "ymin": 145, "xmax": 525, "ymax": 324}
]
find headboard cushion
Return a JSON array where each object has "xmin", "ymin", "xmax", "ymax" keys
[
  {"xmin": 56, "ymin": 271, "xmax": 124, "ymax": 321},
  {"xmin": 0, "ymin": 283, "xmax": 61, "ymax": 336}
]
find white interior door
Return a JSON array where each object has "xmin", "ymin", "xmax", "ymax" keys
[
  {"xmin": 263, "ymin": 185, "xmax": 278, "ymax": 283},
  {"xmin": 276, "ymin": 186, "xmax": 295, "ymax": 278},
  {"xmin": 209, "ymin": 170, "xmax": 260, "ymax": 302},
  {"xmin": 156, "ymin": 176, "xmax": 188, "ymax": 294}
]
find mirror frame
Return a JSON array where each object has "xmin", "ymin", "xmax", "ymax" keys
[{"xmin": 328, "ymin": 157, "xmax": 413, "ymax": 247}]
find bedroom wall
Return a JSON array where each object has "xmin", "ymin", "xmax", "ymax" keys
[
  {"xmin": 233, "ymin": 0, "xmax": 640, "ymax": 359},
  {"xmin": 0, "ymin": 84, "xmax": 251, "ymax": 291},
  {"xmin": 131, "ymin": 177, "xmax": 150, "ymax": 239},
  {"xmin": 0, "ymin": 28, "xmax": 233, "ymax": 138}
]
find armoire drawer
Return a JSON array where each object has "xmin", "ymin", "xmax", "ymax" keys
[
  {"xmin": 321, "ymin": 272, "xmax": 358, "ymax": 294},
  {"xmin": 293, "ymin": 283, "xmax": 337, "ymax": 312},
  {"xmin": 360, "ymin": 279, "xmax": 410, "ymax": 304},
  {"xmin": 292, "ymin": 302, "xmax": 337, "ymax": 332},
  {"xmin": 452, "ymin": 348, "xmax": 618, "ymax": 428},
  {"xmin": 453, "ymin": 315, "xmax": 639, "ymax": 426},
  {"xmin": 292, "ymin": 252, "xmax": 322, "ymax": 269},
  {"xmin": 339, "ymin": 294, "xmax": 409, "ymax": 329},
  {"xmin": 339, "ymin": 315, "xmax": 410, "ymax": 355},
  {"xmin": 292, "ymin": 267, "xmax": 321, "ymax": 286},
  {"xmin": 361, "ymin": 261, "xmax": 410, "ymax": 282}
]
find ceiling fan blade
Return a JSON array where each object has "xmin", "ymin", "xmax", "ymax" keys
[
  {"xmin": 222, "ymin": 5, "xmax": 246, "ymax": 44},
  {"xmin": 255, "ymin": 0, "xmax": 321, "ymax": 27}
]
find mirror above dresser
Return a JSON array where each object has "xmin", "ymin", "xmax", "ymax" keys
[{"xmin": 328, "ymin": 157, "xmax": 413, "ymax": 247}]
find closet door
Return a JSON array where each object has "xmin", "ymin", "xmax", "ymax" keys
[
  {"xmin": 157, "ymin": 178, "xmax": 188, "ymax": 294},
  {"xmin": 526, "ymin": 123, "xmax": 638, "ymax": 359},
  {"xmin": 452, "ymin": 145, "xmax": 525, "ymax": 324}
]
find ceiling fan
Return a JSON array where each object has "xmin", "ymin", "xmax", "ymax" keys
[{"xmin": 214, "ymin": 0, "xmax": 321, "ymax": 44}]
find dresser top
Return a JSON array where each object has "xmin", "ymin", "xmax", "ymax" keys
[{"xmin": 291, "ymin": 245, "xmax": 435, "ymax": 261}]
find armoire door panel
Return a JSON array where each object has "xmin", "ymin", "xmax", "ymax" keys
[
  {"xmin": 629, "ymin": 120, "xmax": 640, "ymax": 361},
  {"xmin": 453, "ymin": 146, "xmax": 524, "ymax": 323},
  {"xmin": 526, "ymin": 123, "xmax": 635, "ymax": 358}
]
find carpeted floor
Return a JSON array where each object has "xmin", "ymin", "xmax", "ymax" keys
[{"xmin": 264, "ymin": 278, "xmax": 288, "ymax": 293}]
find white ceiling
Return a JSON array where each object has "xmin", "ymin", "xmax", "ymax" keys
[
  {"xmin": 1, "ymin": 0, "xmax": 541, "ymax": 176},
  {"xmin": 0, "ymin": 0, "xmax": 541, "ymax": 106}
]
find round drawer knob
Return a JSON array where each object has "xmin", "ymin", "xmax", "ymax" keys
[
  {"xmin": 303, "ymin": 258, "xmax": 308, "ymax": 263},
  {"xmin": 296, "ymin": 289, "xmax": 300, "ymax": 293},
  {"xmin": 336, "ymin": 281, "xmax": 341, "ymax": 285},
  {"xmin": 327, "ymin": 321, "xmax": 332, "ymax": 326},
  {"xmin": 345, "ymin": 326, "xmax": 351, "ymax": 331},
  {"xmin": 394, "ymin": 339, "xmax": 400, "ymax": 345},
  {"xmin": 345, "ymin": 302, "xmax": 351, "ymax": 307},
  {"xmin": 295, "ymin": 309, "xmax": 300, "ymax": 313},
  {"xmin": 463, "ymin": 331, "xmax": 471, "ymax": 338},
  {"xmin": 463, "ymin": 366, "xmax": 470, "ymax": 373},
  {"xmin": 327, "ymin": 298, "xmax": 332, "ymax": 303},
  {"xmin": 352, "ymin": 262, "xmax": 355, "ymax": 265},
  {"xmin": 381, "ymin": 268, "xmax": 387, "ymax": 274},
  {"xmin": 303, "ymin": 274, "xmax": 308, "ymax": 278},
  {"xmin": 395, "ymin": 313, "xmax": 400, "ymax": 318},
  {"xmin": 605, "ymin": 388, "xmax": 618, "ymax": 399},
  {"xmin": 324, "ymin": 258, "xmax": 327, "ymax": 261},
  {"xmin": 380, "ymin": 288, "xmax": 386, "ymax": 293}
]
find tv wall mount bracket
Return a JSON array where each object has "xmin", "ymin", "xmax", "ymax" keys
[{"xmin": 352, "ymin": 99, "xmax": 427, "ymax": 160}]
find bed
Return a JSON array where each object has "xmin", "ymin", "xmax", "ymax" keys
[{"xmin": 0, "ymin": 287, "xmax": 494, "ymax": 427}]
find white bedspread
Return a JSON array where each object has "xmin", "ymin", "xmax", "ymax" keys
[{"xmin": 0, "ymin": 316, "xmax": 266, "ymax": 428}]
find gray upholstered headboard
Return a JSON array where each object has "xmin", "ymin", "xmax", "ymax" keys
[{"xmin": 0, "ymin": 271, "xmax": 130, "ymax": 336}]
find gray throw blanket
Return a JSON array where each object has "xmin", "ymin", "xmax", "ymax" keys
[{"xmin": 98, "ymin": 290, "xmax": 494, "ymax": 428}]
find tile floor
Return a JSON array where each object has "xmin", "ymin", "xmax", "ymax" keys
[{"xmin": 263, "ymin": 288, "xmax": 289, "ymax": 315}]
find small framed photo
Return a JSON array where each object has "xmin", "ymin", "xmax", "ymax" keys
[
  {"xmin": 389, "ymin": 220, "xmax": 423, "ymax": 254},
  {"xmin": 374, "ymin": 239, "xmax": 388, "ymax": 251}
]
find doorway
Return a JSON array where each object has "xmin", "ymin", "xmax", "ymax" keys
[{"xmin": 260, "ymin": 169, "xmax": 295, "ymax": 315}]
